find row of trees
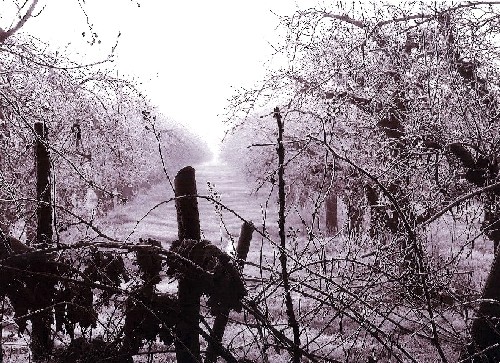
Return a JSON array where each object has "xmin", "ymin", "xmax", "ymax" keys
[
  {"xmin": 223, "ymin": 2, "xmax": 500, "ymax": 236},
  {"xmin": 222, "ymin": 1, "xmax": 500, "ymax": 361},
  {"xmin": 0, "ymin": 31, "xmax": 210, "ymax": 241},
  {"xmin": 0, "ymin": 1, "xmax": 214, "ymax": 361}
]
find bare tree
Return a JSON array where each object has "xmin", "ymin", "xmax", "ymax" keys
[{"xmin": 221, "ymin": 1, "xmax": 500, "ymax": 361}]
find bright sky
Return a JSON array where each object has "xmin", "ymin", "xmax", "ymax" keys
[{"xmin": 13, "ymin": 0, "xmax": 320, "ymax": 155}]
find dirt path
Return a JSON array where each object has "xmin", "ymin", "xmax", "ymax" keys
[{"xmin": 103, "ymin": 161, "xmax": 276, "ymax": 251}]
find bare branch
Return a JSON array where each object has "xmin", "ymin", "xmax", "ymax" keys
[
  {"xmin": 320, "ymin": 12, "xmax": 366, "ymax": 28},
  {"xmin": 420, "ymin": 181, "xmax": 500, "ymax": 226},
  {"xmin": 0, "ymin": 0, "xmax": 40, "ymax": 43}
]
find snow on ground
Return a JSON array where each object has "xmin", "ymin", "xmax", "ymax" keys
[
  {"xmin": 98, "ymin": 160, "xmax": 279, "ymax": 300},
  {"xmin": 102, "ymin": 161, "xmax": 276, "ymax": 250}
]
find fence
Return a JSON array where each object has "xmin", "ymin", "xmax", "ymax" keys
[
  {"xmin": 0, "ymin": 143, "xmax": 255, "ymax": 362},
  {"xmin": 1, "ymin": 119, "xmax": 500, "ymax": 362}
]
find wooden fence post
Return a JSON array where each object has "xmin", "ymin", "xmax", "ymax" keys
[
  {"xmin": 205, "ymin": 221, "xmax": 253, "ymax": 363},
  {"xmin": 174, "ymin": 166, "xmax": 202, "ymax": 363},
  {"xmin": 236, "ymin": 221, "xmax": 253, "ymax": 269}
]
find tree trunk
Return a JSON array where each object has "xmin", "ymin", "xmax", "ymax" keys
[
  {"xmin": 366, "ymin": 185, "xmax": 382, "ymax": 238},
  {"xmin": 347, "ymin": 201, "xmax": 362, "ymax": 235},
  {"xmin": 274, "ymin": 107, "xmax": 301, "ymax": 363},
  {"xmin": 325, "ymin": 193, "xmax": 338, "ymax": 235},
  {"xmin": 483, "ymin": 194, "xmax": 500, "ymax": 253},
  {"xmin": 34, "ymin": 122, "xmax": 52, "ymax": 248},
  {"xmin": 462, "ymin": 248, "xmax": 500, "ymax": 361},
  {"xmin": 32, "ymin": 121, "xmax": 54, "ymax": 361}
]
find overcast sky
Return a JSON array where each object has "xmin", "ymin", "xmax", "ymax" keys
[{"xmin": 13, "ymin": 0, "xmax": 321, "ymax": 155}]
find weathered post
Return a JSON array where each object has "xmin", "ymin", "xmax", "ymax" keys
[
  {"xmin": 174, "ymin": 166, "xmax": 202, "ymax": 363},
  {"xmin": 205, "ymin": 221, "xmax": 253, "ymax": 363},
  {"xmin": 34, "ymin": 121, "xmax": 52, "ymax": 248},
  {"xmin": 32, "ymin": 121, "xmax": 53, "ymax": 361},
  {"xmin": 235, "ymin": 221, "xmax": 253, "ymax": 269}
]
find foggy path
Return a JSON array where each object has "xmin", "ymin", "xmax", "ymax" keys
[{"xmin": 103, "ymin": 161, "xmax": 276, "ymax": 250}]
